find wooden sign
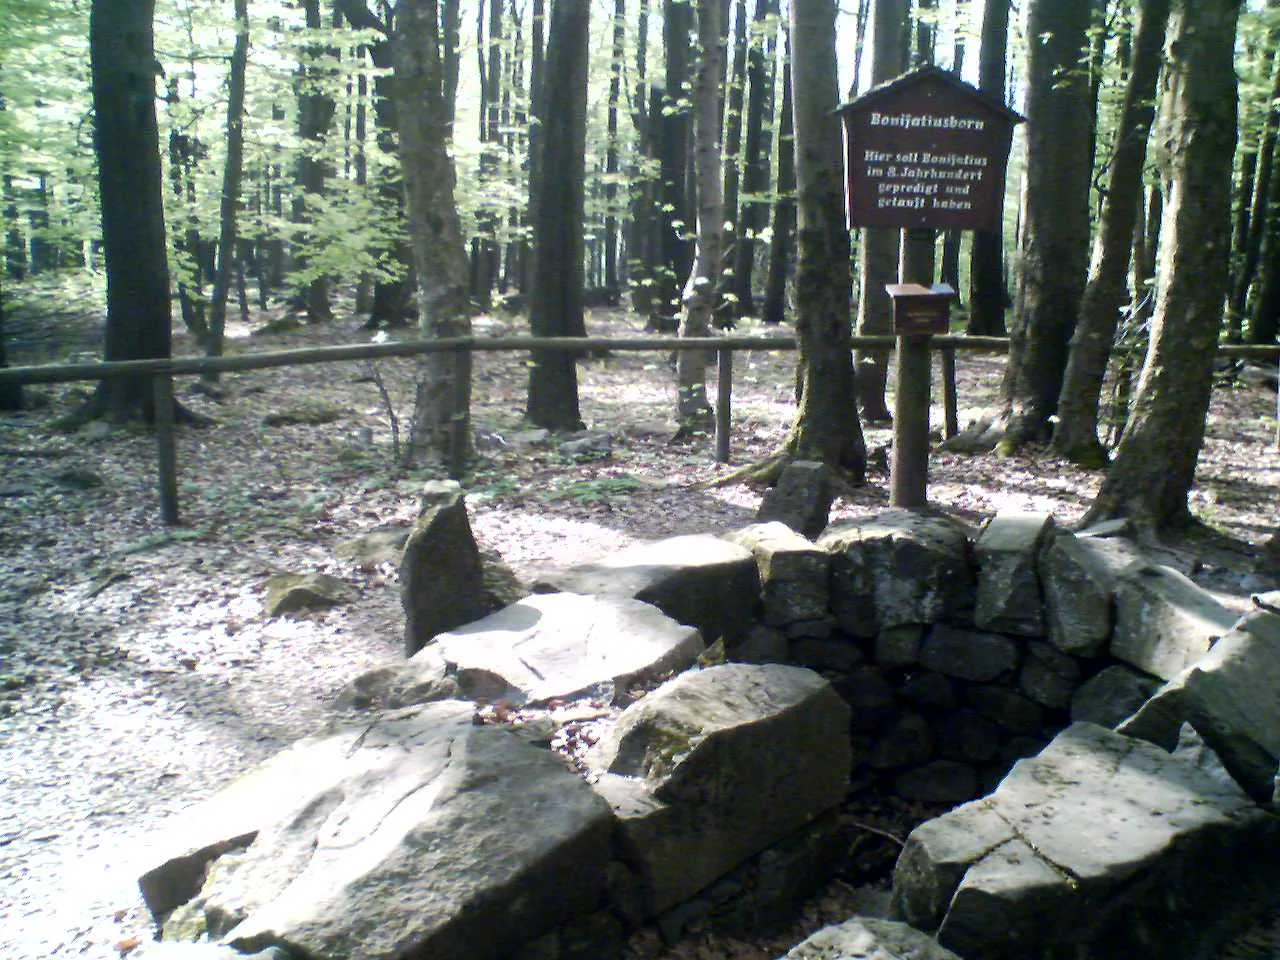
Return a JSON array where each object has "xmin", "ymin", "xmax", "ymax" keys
[
  {"xmin": 840, "ymin": 67, "xmax": 1023, "ymax": 232},
  {"xmin": 886, "ymin": 282, "xmax": 956, "ymax": 337}
]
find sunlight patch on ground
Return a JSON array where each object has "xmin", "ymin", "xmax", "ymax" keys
[{"xmin": 471, "ymin": 508, "xmax": 642, "ymax": 576}]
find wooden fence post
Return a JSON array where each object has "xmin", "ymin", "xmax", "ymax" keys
[
  {"xmin": 941, "ymin": 346, "xmax": 959, "ymax": 439},
  {"xmin": 715, "ymin": 347, "xmax": 733, "ymax": 463},
  {"xmin": 152, "ymin": 373, "xmax": 180, "ymax": 525}
]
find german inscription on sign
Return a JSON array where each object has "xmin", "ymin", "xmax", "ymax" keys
[{"xmin": 840, "ymin": 67, "xmax": 1023, "ymax": 232}]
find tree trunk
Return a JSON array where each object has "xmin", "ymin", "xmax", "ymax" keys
[
  {"xmin": 853, "ymin": 0, "xmax": 906, "ymax": 422},
  {"xmin": 1085, "ymin": 0, "xmax": 1241, "ymax": 535},
  {"xmin": 782, "ymin": 0, "xmax": 865, "ymax": 480},
  {"xmin": 720, "ymin": 0, "xmax": 747, "ymax": 314},
  {"xmin": 652, "ymin": 0, "xmax": 694, "ymax": 329},
  {"xmin": 89, "ymin": 0, "xmax": 173, "ymax": 421},
  {"xmin": 391, "ymin": 0, "xmax": 474, "ymax": 465},
  {"xmin": 0, "ymin": 296, "xmax": 22, "ymax": 411},
  {"xmin": 762, "ymin": 40, "xmax": 795, "ymax": 326},
  {"xmin": 674, "ymin": 0, "xmax": 725, "ymax": 438},
  {"xmin": 206, "ymin": 0, "xmax": 250, "ymax": 372},
  {"xmin": 526, "ymin": 0, "xmax": 589, "ymax": 430},
  {"xmin": 967, "ymin": 0, "xmax": 1010, "ymax": 336},
  {"xmin": 1052, "ymin": 0, "xmax": 1171, "ymax": 465},
  {"xmin": 603, "ymin": 0, "xmax": 626, "ymax": 295},
  {"xmin": 1000, "ymin": 0, "xmax": 1096, "ymax": 449},
  {"xmin": 292, "ymin": 0, "xmax": 336, "ymax": 322},
  {"xmin": 728, "ymin": 0, "xmax": 777, "ymax": 319},
  {"xmin": 940, "ymin": 20, "xmax": 964, "ymax": 298}
]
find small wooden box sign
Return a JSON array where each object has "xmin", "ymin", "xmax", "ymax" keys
[
  {"xmin": 886, "ymin": 282, "xmax": 956, "ymax": 336},
  {"xmin": 840, "ymin": 67, "xmax": 1023, "ymax": 232}
]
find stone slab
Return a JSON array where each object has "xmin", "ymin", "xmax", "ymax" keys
[{"xmin": 1111, "ymin": 564, "xmax": 1239, "ymax": 681}]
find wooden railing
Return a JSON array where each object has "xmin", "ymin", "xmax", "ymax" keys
[{"xmin": 1, "ymin": 334, "xmax": 1275, "ymax": 524}]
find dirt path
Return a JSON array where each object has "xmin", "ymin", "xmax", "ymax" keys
[{"xmin": 1, "ymin": 305, "xmax": 1276, "ymax": 959}]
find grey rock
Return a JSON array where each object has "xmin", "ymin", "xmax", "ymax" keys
[
  {"xmin": 756, "ymin": 461, "xmax": 835, "ymax": 539},
  {"xmin": 974, "ymin": 511, "xmax": 1054, "ymax": 636},
  {"xmin": 818, "ymin": 510, "xmax": 974, "ymax": 639},
  {"xmin": 893, "ymin": 760, "xmax": 978, "ymax": 804},
  {"xmin": 262, "ymin": 573, "xmax": 354, "ymax": 618},
  {"xmin": 936, "ymin": 710, "xmax": 1000, "ymax": 764},
  {"xmin": 1119, "ymin": 609, "xmax": 1280, "ymax": 802},
  {"xmin": 875, "ymin": 625, "xmax": 924, "ymax": 667},
  {"xmin": 1255, "ymin": 590, "xmax": 1280, "ymax": 615},
  {"xmin": 589, "ymin": 663, "xmax": 851, "ymax": 916},
  {"xmin": 534, "ymin": 535, "xmax": 759, "ymax": 645},
  {"xmin": 894, "ymin": 722, "xmax": 1280, "ymax": 960},
  {"xmin": 1111, "ymin": 564, "xmax": 1238, "ymax": 680},
  {"xmin": 334, "ymin": 526, "xmax": 410, "ymax": 570},
  {"xmin": 335, "ymin": 646, "xmax": 462, "ymax": 712},
  {"xmin": 1039, "ymin": 532, "xmax": 1142, "ymax": 656},
  {"xmin": 900, "ymin": 672, "xmax": 958, "ymax": 713},
  {"xmin": 782, "ymin": 917, "xmax": 964, "ymax": 960},
  {"xmin": 966, "ymin": 686, "xmax": 1043, "ymax": 735},
  {"xmin": 726, "ymin": 521, "xmax": 830, "ymax": 627},
  {"xmin": 919, "ymin": 625, "xmax": 1019, "ymax": 683},
  {"xmin": 432, "ymin": 593, "xmax": 703, "ymax": 706},
  {"xmin": 401, "ymin": 487, "xmax": 493, "ymax": 656},
  {"xmin": 140, "ymin": 701, "xmax": 612, "ymax": 960},
  {"xmin": 558, "ymin": 430, "xmax": 613, "ymax": 458},
  {"xmin": 730, "ymin": 623, "xmax": 789, "ymax": 664},
  {"xmin": 833, "ymin": 667, "xmax": 898, "ymax": 732},
  {"xmin": 1018, "ymin": 641, "xmax": 1082, "ymax": 709},
  {"xmin": 1070, "ymin": 665, "xmax": 1159, "ymax": 728},
  {"xmin": 788, "ymin": 636, "xmax": 864, "ymax": 672},
  {"xmin": 870, "ymin": 712, "xmax": 933, "ymax": 769}
]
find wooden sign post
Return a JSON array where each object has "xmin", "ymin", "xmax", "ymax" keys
[{"xmin": 840, "ymin": 67, "xmax": 1023, "ymax": 508}]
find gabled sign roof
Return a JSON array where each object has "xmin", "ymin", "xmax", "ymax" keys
[{"xmin": 839, "ymin": 65, "xmax": 1025, "ymax": 126}]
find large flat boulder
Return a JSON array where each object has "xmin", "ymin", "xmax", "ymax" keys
[
  {"xmin": 974, "ymin": 511, "xmax": 1054, "ymax": 636},
  {"xmin": 818, "ymin": 510, "xmax": 974, "ymax": 638},
  {"xmin": 780, "ymin": 917, "xmax": 964, "ymax": 960},
  {"xmin": 1119, "ymin": 609, "xmax": 1280, "ymax": 802},
  {"xmin": 1110, "ymin": 564, "xmax": 1239, "ymax": 680},
  {"xmin": 431, "ymin": 593, "xmax": 704, "ymax": 705},
  {"xmin": 589, "ymin": 663, "xmax": 851, "ymax": 916},
  {"xmin": 892, "ymin": 722, "xmax": 1280, "ymax": 960},
  {"xmin": 140, "ymin": 701, "xmax": 612, "ymax": 960},
  {"xmin": 533, "ymin": 535, "xmax": 759, "ymax": 644}
]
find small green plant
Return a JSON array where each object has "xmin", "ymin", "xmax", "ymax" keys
[{"xmin": 545, "ymin": 475, "xmax": 646, "ymax": 504}]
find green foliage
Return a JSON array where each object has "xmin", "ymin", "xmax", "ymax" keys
[{"xmin": 545, "ymin": 474, "xmax": 646, "ymax": 503}]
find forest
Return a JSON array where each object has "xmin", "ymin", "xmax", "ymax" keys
[{"xmin": 0, "ymin": 0, "xmax": 1278, "ymax": 532}]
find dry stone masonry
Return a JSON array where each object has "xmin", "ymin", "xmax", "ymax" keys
[{"xmin": 137, "ymin": 501, "xmax": 1280, "ymax": 960}]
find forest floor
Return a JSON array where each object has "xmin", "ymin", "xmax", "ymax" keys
[{"xmin": 1, "ymin": 280, "xmax": 1278, "ymax": 960}]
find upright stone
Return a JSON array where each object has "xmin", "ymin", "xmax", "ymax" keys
[
  {"xmin": 1110, "ymin": 564, "xmax": 1239, "ymax": 680},
  {"xmin": 589, "ymin": 664, "xmax": 851, "ymax": 916},
  {"xmin": 534, "ymin": 535, "xmax": 759, "ymax": 644},
  {"xmin": 756, "ymin": 460, "xmax": 835, "ymax": 538},
  {"xmin": 1039, "ymin": 533, "xmax": 1145, "ymax": 656},
  {"xmin": 974, "ymin": 511, "xmax": 1054, "ymax": 635},
  {"xmin": 818, "ymin": 510, "xmax": 974, "ymax": 638},
  {"xmin": 726, "ymin": 522, "xmax": 831, "ymax": 630},
  {"xmin": 1070, "ymin": 665, "xmax": 1159, "ymax": 728},
  {"xmin": 782, "ymin": 917, "xmax": 965, "ymax": 960},
  {"xmin": 401, "ymin": 483, "xmax": 493, "ymax": 656}
]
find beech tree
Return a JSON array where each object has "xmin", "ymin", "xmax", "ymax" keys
[
  {"xmin": 1085, "ymin": 0, "xmax": 1242, "ymax": 534},
  {"xmin": 1052, "ymin": 0, "xmax": 1171, "ymax": 465},
  {"xmin": 89, "ymin": 0, "xmax": 174, "ymax": 421},
  {"xmin": 966, "ymin": 0, "xmax": 1009, "ymax": 336},
  {"xmin": 999, "ymin": 0, "xmax": 1097, "ymax": 449}
]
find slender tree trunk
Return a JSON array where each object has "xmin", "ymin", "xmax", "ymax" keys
[
  {"xmin": 853, "ymin": 0, "xmax": 906, "ymax": 422},
  {"xmin": 1000, "ymin": 0, "xmax": 1097, "ymax": 448},
  {"xmin": 292, "ymin": 0, "xmax": 336, "ymax": 322},
  {"xmin": 1052, "ymin": 0, "xmax": 1171, "ymax": 464},
  {"xmin": 720, "ymin": 0, "xmax": 747, "ymax": 313},
  {"xmin": 728, "ymin": 0, "xmax": 777, "ymax": 319},
  {"xmin": 392, "ymin": 0, "xmax": 474, "ymax": 465},
  {"xmin": 1085, "ymin": 0, "xmax": 1241, "ymax": 535},
  {"xmin": 89, "ymin": 0, "xmax": 173, "ymax": 421},
  {"xmin": 206, "ymin": 0, "xmax": 250, "ymax": 371},
  {"xmin": 967, "ymin": 0, "xmax": 1010, "ymax": 335},
  {"xmin": 762, "ymin": 40, "xmax": 795, "ymax": 326},
  {"xmin": 781, "ymin": 0, "xmax": 865, "ymax": 479},
  {"xmin": 653, "ymin": 0, "xmax": 694, "ymax": 329},
  {"xmin": 604, "ymin": 0, "xmax": 626, "ymax": 294},
  {"xmin": 526, "ymin": 0, "xmax": 589, "ymax": 430},
  {"xmin": 940, "ymin": 16, "xmax": 965, "ymax": 297},
  {"xmin": 0, "ymin": 296, "xmax": 22, "ymax": 411},
  {"xmin": 674, "ymin": 0, "xmax": 724, "ymax": 437}
]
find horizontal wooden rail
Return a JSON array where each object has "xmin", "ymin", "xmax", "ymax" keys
[{"xmin": 0, "ymin": 334, "xmax": 1021, "ymax": 385}]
